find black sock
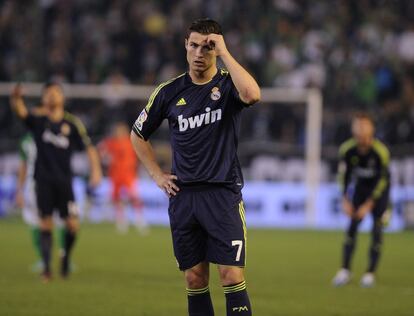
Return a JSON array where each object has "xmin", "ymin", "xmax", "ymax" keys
[
  {"xmin": 342, "ymin": 219, "xmax": 359, "ymax": 270},
  {"xmin": 40, "ymin": 230, "xmax": 52, "ymax": 275},
  {"xmin": 368, "ymin": 220, "xmax": 383, "ymax": 273},
  {"xmin": 223, "ymin": 281, "xmax": 252, "ymax": 316},
  {"xmin": 187, "ymin": 286, "xmax": 214, "ymax": 316},
  {"xmin": 61, "ymin": 229, "xmax": 76, "ymax": 276}
]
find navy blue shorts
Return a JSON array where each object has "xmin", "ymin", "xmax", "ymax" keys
[
  {"xmin": 168, "ymin": 185, "xmax": 247, "ymax": 271},
  {"xmin": 352, "ymin": 186, "xmax": 390, "ymax": 219},
  {"xmin": 36, "ymin": 178, "xmax": 76, "ymax": 219}
]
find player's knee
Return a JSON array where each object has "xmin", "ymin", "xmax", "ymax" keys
[
  {"xmin": 40, "ymin": 217, "xmax": 53, "ymax": 231},
  {"xmin": 218, "ymin": 266, "xmax": 245, "ymax": 286},
  {"xmin": 185, "ymin": 268, "xmax": 209, "ymax": 289},
  {"xmin": 66, "ymin": 217, "xmax": 79, "ymax": 233}
]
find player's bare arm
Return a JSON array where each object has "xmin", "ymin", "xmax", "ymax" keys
[
  {"xmin": 86, "ymin": 145, "xmax": 103, "ymax": 187},
  {"xmin": 355, "ymin": 198, "xmax": 374, "ymax": 220},
  {"xmin": 207, "ymin": 34, "xmax": 261, "ymax": 105},
  {"xmin": 342, "ymin": 196, "xmax": 354, "ymax": 217},
  {"xmin": 130, "ymin": 132, "xmax": 179, "ymax": 197},
  {"xmin": 10, "ymin": 84, "xmax": 29, "ymax": 119},
  {"xmin": 15, "ymin": 159, "xmax": 27, "ymax": 209}
]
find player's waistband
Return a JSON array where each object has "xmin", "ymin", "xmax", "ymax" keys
[{"xmin": 176, "ymin": 181, "xmax": 234, "ymax": 192}]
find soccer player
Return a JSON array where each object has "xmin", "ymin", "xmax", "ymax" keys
[
  {"xmin": 15, "ymin": 132, "xmax": 43, "ymax": 270},
  {"xmin": 10, "ymin": 82, "xmax": 102, "ymax": 281},
  {"xmin": 332, "ymin": 113, "xmax": 391, "ymax": 288},
  {"xmin": 99, "ymin": 122, "xmax": 147, "ymax": 233},
  {"xmin": 131, "ymin": 19, "xmax": 260, "ymax": 316}
]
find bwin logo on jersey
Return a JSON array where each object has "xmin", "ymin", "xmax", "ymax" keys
[{"xmin": 178, "ymin": 107, "xmax": 222, "ymax": 132}]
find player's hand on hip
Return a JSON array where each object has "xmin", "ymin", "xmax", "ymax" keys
[
  {"xmin": 355, "ymin": 199, "xmax": 374, "ymax": 220},
  {"xmin": 206, "ymin": 34, "xmax": 229, "ymax": 57},
  {"xmin": 154, "ymin": 173, "xmax": 179, "ymax": 197},
  {"xmin": 342, "ymin": 197, "xmax": 354, "ymax": 217}
]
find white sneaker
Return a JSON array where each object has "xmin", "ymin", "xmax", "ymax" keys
[
  {"xmin": 360, "ymin": 273, "xmax": 375, "ymax": 288},
  {"xmin": 332, "ymin": 269, "xmax": 351, "ymax": 287}
]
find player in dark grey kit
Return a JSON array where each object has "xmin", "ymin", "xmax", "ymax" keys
[
  {"xmin": 332, "ymin": 114, "xmax": 390, "ymax": 288},
  {"xmin": 10, "ymin": 83, "xmax": 102, "ymax": 282},
  {"xmin": 131, "ymin": 19, "xmax": 260, "ymax": 316}
]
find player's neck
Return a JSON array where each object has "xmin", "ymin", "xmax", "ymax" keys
[
  {"xmin": 47, "ymin": 107, "xmax": 64, "ymax": 122},
  {"xmin": 189, "ymin": 67, "xmax": 217, "ymax": 85}
]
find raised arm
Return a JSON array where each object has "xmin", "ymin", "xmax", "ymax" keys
[
  {"xmin": 10, "ymin": 84, "xmax": 29, "ymax": 119},
  {"xmin": 130, "ymin": 132, "xmax": 179, "ymax": 197},
  {"xmin": 206, "ymin": 34, "xmax": 261, "ymax": 105},
  {"xmin": 15, "ymin": 159, "xmax": 27, "ymax": 209}
]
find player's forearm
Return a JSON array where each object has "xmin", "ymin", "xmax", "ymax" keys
[
  {"xmin": 130, "ymin": 132, "xmax": 164, "ymax": 180},
  {"xmin": 10, "ymin": 97, "xmax": 28, "ymax": 119},
  {"xmin": 86, "ymin": 146, "xmax": 103, "ymax": 180},
  {"xmin": 220, "ymin": 53, "xmax": 261, "ymax": 104}
]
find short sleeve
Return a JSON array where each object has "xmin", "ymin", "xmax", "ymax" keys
[
  {"xmin": 65, "ymin": 113, "xmax": 92, "ymax": 151},
  {"xmin": 132, "ymin": 86, "xmax": 167, "ymax": 141},
  {"xmin": 229, "ymin": 75, "xmax": 251, "ymax": 109}
]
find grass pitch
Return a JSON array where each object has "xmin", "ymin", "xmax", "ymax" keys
[{"xmin": 0, "ymin": 219, "xmax": 413, "ymax": 316}]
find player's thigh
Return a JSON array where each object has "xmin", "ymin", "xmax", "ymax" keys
[
  {"xmin": 169, "ymin": 191, "xmax": 207, "ymax": 271},
  {"xmin": 35, "ymin": 180, "xmax": 54, "ymax": 219},
  {"xmin": 199, "ymin": 188, "xmax": 247, "ymax": 267},
  {"xmin": 22, "ymin": 182, "xmax": 40, "ymax": 226},
  {"xmin": 56, "ymin": 180, "xmax": 77, "ymax": 220},
  {"xmin": 111, "ymin": 180, "xmax": 122, "ymax": 202},
  {"xmin": 372, "ymin": 190, "xmax": 390, "ymax": 223}
]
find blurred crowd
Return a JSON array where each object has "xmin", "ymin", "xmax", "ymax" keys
[{"xmin": 1, "ymin": 0, "xmax": 414, "ymax": 154}]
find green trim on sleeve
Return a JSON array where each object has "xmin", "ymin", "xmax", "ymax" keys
[{"xmin": 371, "ymin": 139, "xmax": 390, "ymax": 200}]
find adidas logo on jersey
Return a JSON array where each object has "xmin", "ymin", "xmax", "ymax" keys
[
  {"xmin": 178, "ymin": 107, "xmax": 222, "ymax": 132},
  {"xmin": 176, "ymin": 98, "xmax": 187, "ymax": 106}
]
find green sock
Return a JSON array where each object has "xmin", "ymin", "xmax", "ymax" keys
[
  {"xmin": 57, "ymin": 226, "xmax": 66, "ymax": 252},
  {"xmin": 31, "ymin": 226, "xmax": 41, "ymax": 259}
]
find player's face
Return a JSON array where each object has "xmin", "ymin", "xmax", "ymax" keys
[
  {"xmin": 42, "ymin": 85, "xmax": 65, "ymax": 110},
  {"xmin": 352, "ymin": 118, "xmax": 374, "ymax": 149},
  {"xmin": 114, "ymin": 123, "xmax": 129, "ymax": 138},
  {"xmin": 185, "ymin": 32, "xmax": 217, "ymax": 73}
]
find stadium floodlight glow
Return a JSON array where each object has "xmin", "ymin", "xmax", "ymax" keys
[{"xmin": 0, "ymin": 83, "xmax": 322, "ymax": 227}]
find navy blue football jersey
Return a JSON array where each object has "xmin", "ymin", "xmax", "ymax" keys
[
  {"xmin": 132, "ymin": 69, "xmax": 250, "ymax": 187},
  {"xmin": 24, "ymin": 112, "xmax": 91, "ymax": 182}
]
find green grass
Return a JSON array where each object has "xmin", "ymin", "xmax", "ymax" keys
[{"xmin": 0, "ymin": 219, "xmax": 413, "ymax": 316}]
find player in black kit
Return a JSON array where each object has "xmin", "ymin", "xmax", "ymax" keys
[
  {"xmin": 10, "ymin": 83, "xmax": 102, "ymax": 282},
  {"xmin": 332, "ymin": 114, "xmax": 390, "ymax": 288},
  {"xmin": 131, "ymin": 19, "xmax": 260, "ymax": 316}
]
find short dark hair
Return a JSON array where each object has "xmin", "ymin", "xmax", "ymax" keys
[
  {"xmin": 353, "ymin": 112, "xmax": 374, "ymax": 124},
  {"xmin": 43, "ymin": 81, "xmax": 61, "ymax": 91},
  {"xmin": 186, "ymin": 18, "xmax": 222, "ymax": 38}
]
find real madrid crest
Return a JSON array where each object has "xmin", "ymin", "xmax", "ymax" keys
[
  {"xmin": 210, "ymin": 87, "xmax": 221, "ymax": 101},
  {"xmin": 61, "ymin": 123, "xmax": 71, "ymax": 135}
]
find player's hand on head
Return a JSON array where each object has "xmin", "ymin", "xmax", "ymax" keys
[
  {"xmin": 206, "ymin": 34, "xmax": 228, "ymax": 57},
  {"xmin": 154, "ymin": 173, "xmax": 179, "ymax": 197}
]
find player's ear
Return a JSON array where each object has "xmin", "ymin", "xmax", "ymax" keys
[{"xmin": 184, "ymin": 38, "xmax": 188, "ymax": 49}]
